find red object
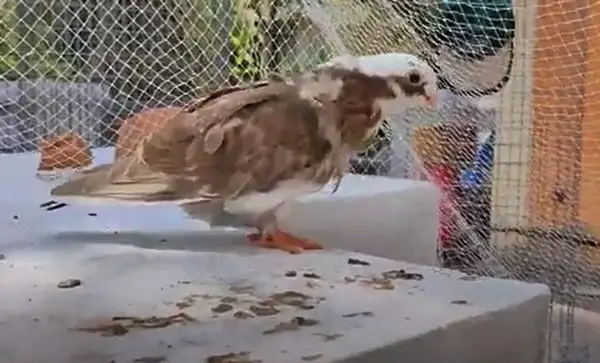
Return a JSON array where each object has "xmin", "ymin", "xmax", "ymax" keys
[{"xmin": 425, "ymin": 164, "xmax": 458, "ymax": 249}]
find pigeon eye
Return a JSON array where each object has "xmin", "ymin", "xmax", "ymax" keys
[{"xmin": 408, "ymin": 71, "xmax": 421, "ymax": 85}]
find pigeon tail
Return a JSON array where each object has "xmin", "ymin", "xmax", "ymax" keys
[{"xmin": 49, "ymin": 156, "xmax": 179, "ymax": 204}]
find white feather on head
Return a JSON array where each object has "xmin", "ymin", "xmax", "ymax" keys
[{"xmin": 321, "ymin": 52, "xmax": 439, "ymax": 117}]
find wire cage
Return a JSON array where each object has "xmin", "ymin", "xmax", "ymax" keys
[{"xmin": 2, "ymin": 0, "xmax": 600, "ymax": 361}]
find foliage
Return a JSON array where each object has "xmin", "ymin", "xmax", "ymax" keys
[
  {"xmin": 0, "ymin": 0, "xmax": 77, "ymax": 81},
  {"xmin": 229, "ymin": 0, "xmax": 265, "ymax": 83}
]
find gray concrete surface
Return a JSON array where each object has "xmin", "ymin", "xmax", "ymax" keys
[
  {"xmin": 0, "ymin": 242, "xmax": 550, "ymax": 363},
  {"xmin": 0, "ymin": 147, "xmax": 551, "ymax": 363}
]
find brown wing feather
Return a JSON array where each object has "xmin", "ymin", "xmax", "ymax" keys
[{"xmin": 53, "ymin": 80, "xmax": 341, "ymax": 203}]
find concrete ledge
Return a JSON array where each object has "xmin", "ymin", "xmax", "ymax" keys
[
  {"xmin": 1, "ymin": 148, "xmax": 441, "ymax": 267},
  {"xmin": 277, "ymin": 174, "xmax": 440, "ymax": 266},
  {"xmin": 0, "ymin": 243, "xmax": 550, "ymax": 363}
]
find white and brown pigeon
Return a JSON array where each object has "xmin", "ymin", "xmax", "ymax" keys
[{"xmin": 50, "ymin": 53, "xmax": 438, "ymax": 254}]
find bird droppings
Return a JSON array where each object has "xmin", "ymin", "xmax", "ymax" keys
[
  {"xmin": 249, "ymin": 305, "xmax": 280, "ymax": 317},
  {"xmin": 284, "ymin": 270, "xmax": 297, "ymax": 277},
  {"xmin": 57, "ymin": 278, "xmax": 82, "ymax": 289},
  {"xmin": 87, "ymin": 212, "xmax": 97, "ymax": 217},
  {"xmin": 133, "ymin": 356, "xmax": 166, "ymax": 363},
  {"xmin": 233, "ymin": 310, "xmax": 254, "ymax": 319},
  {"xmin": 451, "ymin": 300, "xmax": 470, "ymax": 305},
  {"xmin": 75, "ymin": 313, "xmax": 197, "ymax": 337},
  {"xmin": 342, "ymin": 311, "xmax": 374, "ymax": 318},
  {"xmin": 313, "ymin": 333, "xmax": 344, "ymax": 342},
  {"xmin": 301, "ymin": 354, "xmax": 323, "ymax": 361},
  {"xmin": 302, "ymin": 272, "xmax": 321, "ymax": 279},
  {"xmin": 347, "ymin": 258, "xmax": 370, "ymax": 266},
  {"xmin": 205, "ymin": 352, "xmax": 262, "ymax": 363},
  {"xmin": 212, "ymin": 303, "xmax": 234, "ymax": 314},
  {"xmin": 381, "ymin": 269, "xmax": 424, "ymax": 280},
  {"xmin": 263, "ymin": 316, "xmax": 319, "ymax": 335}
]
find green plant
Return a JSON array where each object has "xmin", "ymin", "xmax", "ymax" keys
[
  {"xmin": 0, "ymin": 0, "xmax": 77, "ymax": 81},
  {"xmin": 229, "ymin": 0, "xmax": 265, "ymax": 84}
]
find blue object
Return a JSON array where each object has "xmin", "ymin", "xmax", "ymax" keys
[{"xmin": 460, "ymin": 131, "xmax": 495, "ymax": 190}]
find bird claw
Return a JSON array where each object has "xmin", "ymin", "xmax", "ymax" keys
[{"xmin": 246, "ymin": 230, "xmax": 323, "ymax": 254}]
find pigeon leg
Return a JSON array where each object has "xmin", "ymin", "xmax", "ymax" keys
[
  {"xmin": 247, "ymin": 229, "xmax": 323, "ymax": 254},
  {"xmin": 245, "ymin": 209, "xmax": 324, "ymax": 253}
]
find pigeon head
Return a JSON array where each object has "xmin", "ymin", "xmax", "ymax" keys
[
  {"xmin": 290, "ymin": 53, "xmax": 437, "ymax": 151},
  {"xmin": 326, "ymin": 52, "xmax": 439, "ymax": 117}
]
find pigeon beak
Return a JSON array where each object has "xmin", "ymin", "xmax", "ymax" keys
[{"xmin": 423, "ymin": 93, "xmax": 437, "ymax": 108}]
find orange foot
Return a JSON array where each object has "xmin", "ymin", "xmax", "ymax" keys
[{"xmin": 246, "ymin": 230, "xmax": 323, "ymax": 254}]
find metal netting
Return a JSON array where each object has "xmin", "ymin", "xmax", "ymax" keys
[{"xmin": 1, "ymin": 0, "xmax": 599, "ymax": 362}]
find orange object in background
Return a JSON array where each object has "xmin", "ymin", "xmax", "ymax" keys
[
  {"xmin": 37, "ymin": 132, "xmax": 92, "ymax": 172},
  {"xmin": 114, "ymin": 107, "xmax": 183, "ymax": 160}
]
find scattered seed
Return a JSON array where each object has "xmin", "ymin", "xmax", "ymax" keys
[
  {"xmin": 249, "ymin": 305, "xmax": 280, "ymax": 316},
  {"xmin": 269, "ymin": 291, "xmax": 312, "ymax": 307},
  {"xmin": 291, "ymin": 316, "xmax": 319, "ymax": 326},
  {"xmin": 206, "ymin": 352, "xmax": 262, "ymax": 363},
  {"xmin": 301, "ymin": 354, "xmax": 323, "ymax": 361},
  {"xmin": 229, "ymin": 285, "xmax": 255, "ymax": 294},
  {"xmin": 360, "ymin": 277, "xmax": 394, "ymax": 290},
  {"xmin": 284, "ymin": 270, "xmax": 297, "ymax": 277},
  {"xmin": 263, "ymin": 317, "xmax": 319, "ymax": 335},
  {"xmin": 233, "ymin": 310, "xmax": 254, "ymax": 319},
  {"xmin": 313, "ymin": 333, "xmax": 343, "ymax": 342},
  {"xmin": 381, "ymin": 269, "xmax": 423, "ymax": 281},
  {"xmin": 347, "ymin": 258, "xmax": 370, "ymax": 266},
  {"xmin": 57, "ymin": 278, "xmax": 82, "ymax": 289},
  {"xmin": 46, "ymin": 202, "xmax": 68, "ymax": 211},
  {"xmin": 302, "ymin": 273, "xmax": 321, "ymax": 279},
  {"xmin": 212, "ymin": 304, "xmax": 234, "ymax": 313},
  {"xmin": 133, "ymin": 356, "xmax": 166, "ymax": 363},
  {"xmin": 305, "ymin": 281, "xmax": 319, "ymax": 289},
  {"xmin": 342, "ymin": 311, "xmax": 374, "ymax": 318}
]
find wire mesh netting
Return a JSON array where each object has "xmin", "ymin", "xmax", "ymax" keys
[{"xmin": 1, "ymin": 0, "xmax": 599, "ymax": 362}]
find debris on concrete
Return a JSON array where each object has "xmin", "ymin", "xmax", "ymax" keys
[
  {"xmin": 302, "ymin": 272, "xmax": 321, "ymax": 279},
  {"xmin": 381, "ymin": 270, "xmax": 424, "ymax": 280},
  {"xmin": 57, "ymin": 278, "xmax": 82, "ymax": 289},
  {"xmin": 263, "ymin": 316, "xmax": 319, "ymax": 335},
  {"xmin": 211, "ymin": 303, "xmax": 234, "ymax": 314},
  {"xmin": 342, "ymin": 311, "xmax": 374, "ymax": 318},
  {"xmin": 347, "ymin": 258, "xmax": 370, "ymax": 266},
  {"xmin": 205, "ymin": 352, "xmax": 262, "ymax": 363}
]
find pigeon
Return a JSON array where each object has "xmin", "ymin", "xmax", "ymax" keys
[{"xmin": 50, "ymin": 53, "xmax": 438, "ymax": 254}]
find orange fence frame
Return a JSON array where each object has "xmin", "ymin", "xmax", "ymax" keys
[{"xmin": 529, "ymin": 0, "xmax": 595, "ymax": 227}]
